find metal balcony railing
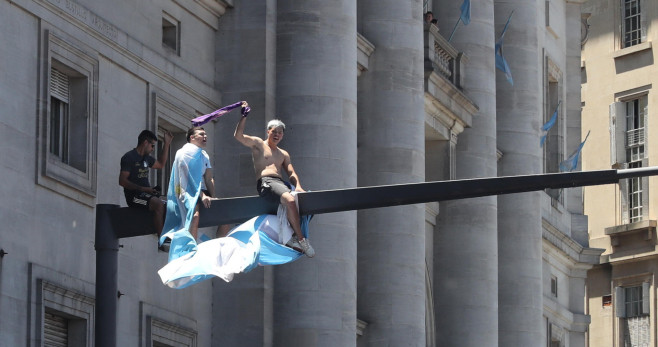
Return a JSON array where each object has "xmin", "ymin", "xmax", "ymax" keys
[{"xmin": 626, "ymin": 128, "xmax": 645, "ymax": 147}]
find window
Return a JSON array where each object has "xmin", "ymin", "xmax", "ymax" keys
[
  {"xmin": 162, "ymin": 12, "xmax": 180, "ymax": 55},
  {"xmin": 49, "ymin": 65, "xmax": 89, "ymax": 172},
  {"xmin": 622, "ymin": 0, "xmax": 645, "ymax": 48},
  {"xmin": 37, "ymin": 29, "xmax": 98, "ymax": 206},
  {"xmin": 616, "ymin": 283, "xmax": 651, "ymax": 347},
  {"xmin": 551, "ymin": 276, "xmax": 558, "ymax": 298},
  {"xmin": 151, "ymin": 90, "xmax": 193, "ymax": 196},
  {"xmin": 155, "ymin": 126, "xmax": 186, "ymax": 196},
  {"xmin": 44, "ymin": 309, "xmax": 88, "ymax": 347},
  {"xmin": 140, "ymin": 301, "xmax": 198, "ymax": 347},
  {"xmin": 547, "ymin": 322, "xmax": 564, "ymax": 347},
  {"xmin": 543, "ymin": 57, "xmax": 563, "ymax": 203},
  {"xmin": 543, "ymin": 58, "xmax": 563, "ymax": 174},
  {"xmin": 610, "ymin": 94, "xmax": 649, "ymax": 224},
  {"xmin": 626, "ymin": 98, "xmax": 646, "ymax": 222},
  {"xmin": 39, "ymin": 281, "xmax": 94, "ymax": 347}
]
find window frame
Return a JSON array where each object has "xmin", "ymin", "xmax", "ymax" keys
[
  {"xmin": 37, "ymin": 28, "xmax": 98, "ymax": 206},
  {"xmin": 615, "ymin": 282, "xmax": 651, "ymax": 346},
  {"xmin": 28, "ymin": 263, "xmax": 95, "ymax": 347},
  {"xmin": 543, "ymin": 54, "xmax": 564, "ymax": 205},
  {"xmin": 162, "ymin": 11, "xmax": 181, "ymax": 55},
  {"xmin": 150, "ymin": 90, "xmax": 197, "ymax": 196},
  {"xmin": 611, "ymin": 90, "xmax": 650, "ymax": 225},
  {"xmin": 140, "ymin": 301, "xmax": 198, "ymax": 347},
  {"xmin": 617, "ymin": 0, "xmax": 648, "ymax": 50}
]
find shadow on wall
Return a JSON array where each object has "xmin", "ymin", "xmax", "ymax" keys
[{"xmin": 614, "ymin": 47, "xmax": 654, "ymax": 74}]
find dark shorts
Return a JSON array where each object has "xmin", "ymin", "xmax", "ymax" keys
[
  {"xmin": 126, "ymin": 191, "xmax": 157, "ymax": 209},
  {"xmin": 257, "ymin": 176, "xmax": 293, "ymax": 203}
]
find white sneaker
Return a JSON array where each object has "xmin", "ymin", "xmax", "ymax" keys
[
  {"xmin": 286, "ymin": 236, "xmax": 302, "ymax": 249},
  {"xmin": 298, "ymin": 238, "xmax": 315, "ymax": 258}
]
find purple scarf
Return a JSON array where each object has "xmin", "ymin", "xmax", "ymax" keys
[{"xmin": 191, "ymin": 101, "xmax": 251, "ymax": 126}]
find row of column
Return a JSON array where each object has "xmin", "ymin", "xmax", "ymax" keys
[{"xmin": 211, "ymin": 0, "xmax": 555, "ymax": 345}]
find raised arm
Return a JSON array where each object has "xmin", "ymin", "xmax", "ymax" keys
[
  {"xmin": 234, "ymin": 102, "xmax": 261, "ymax": 148},
  {"xmin": 152, "ymin": 130, "xmax": 173, "ymax": 169}
]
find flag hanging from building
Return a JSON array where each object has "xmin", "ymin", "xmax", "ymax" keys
[
  {"xmin": 559, "ymin": 131, "xmax": 590, "ymax": 172},
  {"xmin": 191, "ymin": 101, "xmax": 250, "ymax": 126},
  {"xmin": 448, "ymin": 0, "xmax": 471, "ymax": 41},
  {"xmin": 495, "ymin": 11, "xmax": 514, "ymax": 85},
  {"xmin": 540, "ymin": 101, "xmax": 561, "ymax": 147},
  {"xmin": 460, "ymin": 0, "xmax": 471, "ymax": 25}
]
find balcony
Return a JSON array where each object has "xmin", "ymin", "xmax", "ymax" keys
[
  {"xmin": 422, "ymin": 24, "xmax": 475, "ymax": 147},
  {"xmin": 424, "ymin": 24, "xmax": 464, "ymax": 89},
  {"xmin": 603, "ymin": 220, "xmax": 658, "ymax": 263}
]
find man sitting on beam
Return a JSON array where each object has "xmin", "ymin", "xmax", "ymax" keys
[{"xmin": 234, "ymin": 102, "xmax": 315, "ymax": 257}]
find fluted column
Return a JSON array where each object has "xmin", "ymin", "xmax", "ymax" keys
[
  {"xmin": 213, "ymin": 1, "xmax": 277, "ymax": 346},
  {"xmin": 274, "ymin": 1, "xmax": 358, "ymax": 346},
  {"xmin": 493, "ymin": 0, "xmax": 544, "ymax": 346},
  {"xmin": 357, "ymin": 0, "xmax": 426, "ymax": 345},
  {"xmin": 433, "ymin": 0, "xmax": 499, "ymax": 346}
]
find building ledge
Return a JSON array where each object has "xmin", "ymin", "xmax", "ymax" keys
[
  {"xmin": 605, "ymin": 220, "xmax": 656, "ymax": 247},
  {"xmin": 605, "ymin": 220, "xmax": 656, "ymax": 235},
  {"xmin": 612, "ymin": 41, "xmax": 652, "ymax": 59},
  {"xmin": 357, "ymin": 33, "xmax": 375, "ymax": 76},
  {"xmin": 603, "ymin": 245, "xmax": 658, "ymax": 264}
]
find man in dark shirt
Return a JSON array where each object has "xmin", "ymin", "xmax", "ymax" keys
[{"xmin": 119, "ymin": 129, "xmax": 173, "ymax": 235}]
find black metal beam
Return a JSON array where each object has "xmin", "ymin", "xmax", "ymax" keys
[
  {"xmin": 94, "ymin": 166, "xmax": 658, "ymax": 346},
  {"xmin": 199, "ymin": 167, "xmax": 658, "ymax": 226},
  {"xmin": 108, "ymin": 166, "xmax": 658, "ymax": 234}
]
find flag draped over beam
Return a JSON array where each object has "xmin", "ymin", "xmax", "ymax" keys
[
  {"xmin": 157, "ymin": 144, "xmax": 310, "ymax": 288},
  {"xmin": 495, "ymin": 11, "xmax": 514, "ymax": 85},
  {"xmin": 448, "ymin": 0, "xmax": 471, "ymax": 42},
  {"xmin": 541, "ymin": 101, "xmax": 561, "ymax": 147},
  {"xmin": 158, "ymin": 213, "xmax": 312, "ymax": 288},
  {"xmin": 559, "ymin": 131, "xmax": 591, "ymax": 172},
  {"xmin": 191, "ymin": 101, "xmax": 251, "ymax": 126}
]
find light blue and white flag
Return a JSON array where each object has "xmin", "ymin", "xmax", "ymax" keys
[
  {"xmin": 559, "ymin": 131, "xmax": 590, "ymax": 172},
  {"xmin": 460, "ymin": 0, "xmax": 471, "ymax": 25},
  {"xmin": 159, "ymin": 143, "xmax": 209, "ymax": 260},
  {"xmin": 495, "ymin": 11, "xmax": 514, "ymax": 85},
  {"xmin": 541, "ymin": 101, "xmax": 561, "ymax": 147},
  {"xmin": 158, "ymin": 213, "xmax": 312, "ymax": 288},
  {"xmin": 158, "ymin": 146, "xmax": 311, "ymax": 288},
  {"xmin": 448, "ymin": 0, "xmax": 471, "ymax": 41}
]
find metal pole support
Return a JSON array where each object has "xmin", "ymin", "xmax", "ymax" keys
[{"xmin": 95, "ymin": 204, "xmax": 120, "ymax": 347}]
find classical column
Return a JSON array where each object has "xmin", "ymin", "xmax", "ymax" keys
[
  {"xmin": 565, "ymin": 1, "xmax": 588, "ymax": 246},
  {"xmin": 494, "ymin": 1, "xmax": 544, "ymax": 346},
  {"xmin": 357, "ymin": 0, "xmax": 426, "ymax": 345},
  {"xmin": 433, "ymin": 0, "xmax": 499, "ymax": 346},
  {"xmin": 274, "ymin": 1, "xmax": 358, "ymax": 345},
  {"xmin": 213, "ymin": 1, "xmax": 277, "ymax": 346}
]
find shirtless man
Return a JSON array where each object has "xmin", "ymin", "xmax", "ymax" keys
[{"xmin": 234, "ymin": 103, "xmax": 315, "ymax": 257}]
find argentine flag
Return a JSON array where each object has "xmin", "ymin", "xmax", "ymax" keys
[{"xmin": 158, "ymin": 144, "xmax": 310, "ymax": 288}]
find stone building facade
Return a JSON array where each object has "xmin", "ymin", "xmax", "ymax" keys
[
  {"xmin": 0, "ymin": 0, "xmax": 595, "ymax": 345},
  {"xmin": 582, "ymin": 0, "xmax": 658, "ymax": 346}
]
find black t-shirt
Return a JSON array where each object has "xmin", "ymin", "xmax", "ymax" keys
[{"xmin": 120, "ymin": 149, "xmax": 156, "ymax": 197}]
